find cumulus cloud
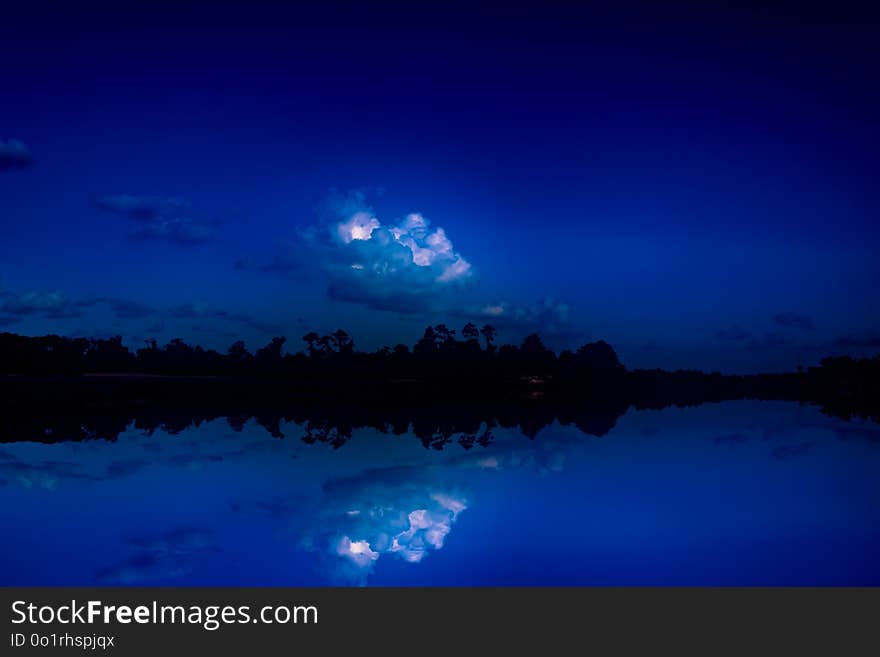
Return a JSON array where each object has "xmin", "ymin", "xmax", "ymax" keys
[
  {"xmin": 773, "ymin": 312, "xmax": 814, "ymax": 331},
  {"xmin": 95, "ymin": 194, "xmax": 218, "ymax": 245},
  {"xmin": 240, "ymin": 190, "xmax": 574, "ymax": 330},
  {"xmin": 250, "ymin": 191, "xmax": 473, "ymax": 314},
  {"xmin": 0, "ymin": 138, "xmax": 32, "ymax": 170},
  {"xmin": 299, "ymin": 465, "xmax": 467, "ymax": 585}
]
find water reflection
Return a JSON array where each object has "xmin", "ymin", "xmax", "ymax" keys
[
  {"xmin": 97, "ymin": 527, "xmax": 217, "ymax": 585},
  {"xmin": 0, "ymin": 400, "xmax": 878, "ymax": 585},
  {"xmin": 298, "ymin": 466, "xmax": 468, "ymax": 584},
  {"xmin": 0, "ymin": 398, "xmax": 628, "ymax": 445}
]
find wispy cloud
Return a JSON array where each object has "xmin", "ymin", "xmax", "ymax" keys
[
  {"xmin": 168, "ymin": 303, "xmax": 283, "ymax": 335},
  {"xmin": 771, "ymin": 442, "xmax": 812, "ymax": 461},
  {"xmin": 829, "ymin": 331, "xmax": 880, "ymax": 349},
  {"xmin": 0, "ymin": 138, "xmax": 32, "ymax": 170},
  {"xmin": 234, "ymin": 253, "xmax": 305, "ymax": 277},
  {"xmin": 773, "ymin": 312, "xmax": 814, "ymax": 331},
  {"xmin": 0, "ymin": 290, "xmax": 95, "ymax": 320},
  {"xmin": 106, "ymin": 298, "xmax": 155, "ymax": 319},
  {"xmin": 747, "ymin": 332, "xmax": 799, "ymax": 350},
  {"xmin": 0, "ymin": 288, "xmax": 156, "ymax": 324},
  {"xmin": 94, "ymin": 195, "xmax": 218, "ymax": 245},
  {"xmin": 453, "ymin": 297, "xmax": 571, "ymax": 337},
  {"xmin": 715, "ymin": 323, "xmax": 802, "ymax": 350},
  {"xmin": 96, "ymin": 526, "xmax": 216, "ymax": 584},
  {"xmin": 0, "ymin": 283, "xmax": 284, "ymax": 341},
  {"xmin": 715, "ymin": 324, "xmax": 753, "ymax": 342}
]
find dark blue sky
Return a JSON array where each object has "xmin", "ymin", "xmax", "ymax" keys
[{"xmin": 1, "ymin": 0, "xmax": 878, "ymax": 372}]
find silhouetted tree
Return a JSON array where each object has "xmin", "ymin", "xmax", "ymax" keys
[
  {"xmin": 462, "ymin": 322, "xmax": 479, "ymax": 341},
  {"xmin": 480, "ymin": 324, "xmax": 497, "ymax": 351},
  {"xmin": 434, "ymin": 324, "xmax": 455, "ymax": 346},
  {"xmin": 317, "ymin": 334, "xmax": 334, "ymax": 355},
  {"xmin": 414, "ymin": 326, "xmax": 438, "ymax": 356},
  {"xmin": 520, "ymin": 333, "xmax": 556, "ymax": 374},
  {"xmin": 331, "ymin": 329, "xmax": 354, "ymax": 355},
  {"xmin": 302, "ymin": 332, "xmax": 320, "ymax": 357},
  {"xmin": 228, "ymin": 340, "xmax": 248, "ymax": 359},
  {"xmin": 574, "ymin": 340, "xmax": 623, "ymax": 372},
  {"xmin": 460, "ymin": 322, "xmax": 482, "ymax": 356},
  {"xmin": 0, "ymin": 326, "xmax": 877, "ymax": 428},
  {"xmin": 87, "ymin": 335, "xmax": 134, "ymax": 372},
  {"xmin": 256, "ymin": 336, "xmax": 286, "ymax": 363}
]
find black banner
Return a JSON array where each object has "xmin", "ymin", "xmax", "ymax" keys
[{"xmin": 2, "ymin": 588, "xmax": 877, "ymax": 654}]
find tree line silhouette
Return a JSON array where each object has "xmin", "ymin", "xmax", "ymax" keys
[
  {"xmin": 0, "ymin": 323, "xmax": 622, "ymax": 380},
  {"xmin": 0, "ymin": 324, "xmax": 877, "ymax": 425}
]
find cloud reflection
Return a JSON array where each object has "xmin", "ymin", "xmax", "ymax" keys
[
  {"xmin": 300, "ymin": 466, "xmax": 467, "ymax": 585},
  {"xmin": 96, "ymin": 527, "xmax": 216, "ymax": 584}
]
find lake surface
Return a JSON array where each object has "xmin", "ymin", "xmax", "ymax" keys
[{"xmin": 1, "ymin": 400, "xmax": 878, "ymax": 586}]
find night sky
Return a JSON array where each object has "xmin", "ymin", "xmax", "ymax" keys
[{"xmin": 1, "ymin": 1, "xmax": 878, "ymax": 373}]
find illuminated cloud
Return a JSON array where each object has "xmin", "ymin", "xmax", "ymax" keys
[
  {"xmin": 300, "ymin": 465, "xmax": 468, "ymax": 584},
  {"xmin": 290, "ymin": 192, "xmax": 473, "ymax": 313},
  {"xmin": 241, "ymin": 190, "xmax": 573, "ymax": 327},
  {"xmin": 337, "ymin": 212, "xmax": 381, "ymax": 243},
  {"xmin": 329, "ymin": 491, "xmax": 466, "ymax": 573},
  {"xmin": 294, "ymin": 424, "xmax": 584, "ymax": 584}
]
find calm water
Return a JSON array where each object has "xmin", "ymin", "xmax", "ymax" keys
[{"xmin": 1, "ymin": 400, "xmax": 878, "ymax": 586}]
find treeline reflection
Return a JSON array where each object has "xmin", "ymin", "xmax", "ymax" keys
[{"xmin": 1, "ymin": 398, "xmax": 631, "ymax": 447}]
